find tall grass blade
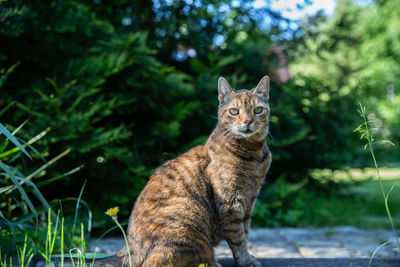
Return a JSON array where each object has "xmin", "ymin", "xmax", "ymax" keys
[
  {"xmin": 368, "ymin": 240, "xmax": 390, "ymax": 267},
  {"xmin": 72, "ymin": 180, "xmax": 87, "ymax": 236},
  {"xmin": 69, "ymin": 249, "xmax": 77, "ymax": 267},
  {"xmin": 17, "ymin": 234, "xmax": 34, "ymax": 267},
  {"xmin": 90, "ymin": 251, "xmax": 97, "ymax": 267},
  {"xmin": 46, "ymin": 209, "xmax": 51, "ymax": 267},
  {"xmin": 0, "ymin": 122, "xmax": 31, "ymax": 159},
  {"xmin": 25, "ymin": 149, "xmax": 70, "ymax": 181},
  {"xmin": 2, "ymin": 173, "xmax": 73, "ymax": 248},
  {"xmin": 0, "ymin": 127, "xmax": 50, "ymax": 160},
  {"xmin": 0, "ymin": 140, "xmax": 10, "ymax": 154},
  {"xmin": 6, "ymin": 149, "xmax": 70, "ymax": 193},
  {"xmin": 11, "ymin": 120, "xmax": 29, "ymax": 136},
  {"xmin": 0, "ymin": 185, "xmax": 12, "ymax": 194},
  {"xmin": 50, "ymin": 211, "xmax": 60, "ymax": 257},
  {"xmin": 10, "ymin": 175, "xmax": 53, "ymax": 218},
  {"xmin": 0, "ymin": 213, "xmax": 16, "ymax": 251},
  {"xmin": 16, "ymin": 137, "xmax": 46, "ymax": 162},
  {"xmin": 80, "ymin": 223, "xmax": 87, "ymax": 267},
  {"xmin": 0, "ymin": 162, "xmax": 37, "ymax": 217},
  {"xmin": 0, "ymin": 248, "xmax": 4, "ymax": 267},
  {"xmin": 61, "ymin": 218, "xmax": 64, "ymax": 267},
  {"xmin": 37, "ymin": 165, "xmax": 83, "ymax": 188}
]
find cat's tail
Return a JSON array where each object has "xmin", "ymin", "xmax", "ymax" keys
[{"xmin": 28, "ymin": 254, "xmax": 125, "ymax": 267}]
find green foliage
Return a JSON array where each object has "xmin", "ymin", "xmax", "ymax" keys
[
  {"xmin": 0, "ymin": 124, "xmax": 59, "ymax": 254},
  {"xmin": 0, "ymin": 65, "xmax": 91, "ymax": 256},
  {"xmin": 252, "ymin": 177, "xmax": 341, "ymax": 228},
  {"xmin": 290, "ymin": 0, "xmax": 400, "ymax": 166},
  {"xmin": 252, "ymin": 178, "xmax": 307, "ymax": 227}
]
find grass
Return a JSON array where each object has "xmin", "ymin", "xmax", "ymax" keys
[
  {"xmin": 307, "ymin": 179, "xmax": 400, "ymax": 229},
  {"xmin": 312, "ymin": 168, "xmax": 400, "ymax": 183},
  {"xmin": 309, "ymin": 169, "xmax": 400, "ymax": 229},
  {"xmin": 0, "ymin": 208, "xmax": 117, "ymax": 267}
]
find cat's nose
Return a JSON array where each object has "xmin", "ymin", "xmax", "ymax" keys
[{"xmin": 244, "ymin": 119, "xmax": 253, "ymax": 126}]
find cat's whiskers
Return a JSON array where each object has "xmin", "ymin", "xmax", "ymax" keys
[
  {"xmin": 226, "ymin": 130, "xmax": 236, "ymax": 143},
  {"xmin": 220, "ymin": 125, "xmax": 239, "ymax": 144},
  {"xmin": 208, "ymin": 115, "xmax": 218, "ymax": 120},
  {"xmin": 221, "ymin": 127, "xmax": 236, "ymax": 144}
]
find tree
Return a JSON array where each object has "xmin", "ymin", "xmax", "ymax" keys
[{"xmin": 288, "ymin": 0, "xmax": 400, "ymax": 167}]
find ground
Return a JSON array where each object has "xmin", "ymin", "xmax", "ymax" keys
[{"xmin": 90, "ymin": 226, "xmax": 399, "ymax": 259}]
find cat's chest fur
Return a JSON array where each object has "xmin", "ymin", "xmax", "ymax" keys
[{"xmin": 205, "ymin": 130, "xmax": 271, "ymax": 227}]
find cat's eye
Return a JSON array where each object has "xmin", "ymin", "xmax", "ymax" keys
[
  {"xmin": 229, "ymin": 108, "xmax": 239, "ymax": 115},
  {"xmin": 254, "ymin": 106, "xmax": 263, "ymax": 114}
]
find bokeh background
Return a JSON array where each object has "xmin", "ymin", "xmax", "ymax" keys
[{"xmin": 1, "ymin": 0, "xmax": 399, "ymax": 245}]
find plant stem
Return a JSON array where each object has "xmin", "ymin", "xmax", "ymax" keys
[
  {"xmin": 113, "ymin": 217, "xmax": 132, "ymax": 267},
  {"xmin": 361, "ymin": 107, "xmax": 400, "ymax": 249}
]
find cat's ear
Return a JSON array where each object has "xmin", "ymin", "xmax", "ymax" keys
[
  {"xmin": 218, "ymin": 77, "xmax": 233, "ymax": 104},
  {"xmin": 252, "ymin": 75, "xmax": 270, "ymax": 101}
]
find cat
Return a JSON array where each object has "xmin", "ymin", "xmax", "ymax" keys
[
  {"xmin": 32, "ymin": 76, "xmax": 271, "ymax": 267},
  {"xmin": 115, "ymin": 75, "xmax": 272, "ymax": 267}
]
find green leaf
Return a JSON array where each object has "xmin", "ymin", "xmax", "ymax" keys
[
  {"xmin": 0, "ymin": 140, "xmax": 9, "ymax": 154},
  {"xmin": 36, "ymin": 165, "xmax": 83, "ymax": 188},
  {"xmin": 368, "ymin": 240, "xmax": 390, "ymax": 267},
  {"xmin": 0, "ymin": 163, "xmax": 37, "ymax": 218},
  {"xmin": 0, "ymin": 123, "xmax": 31, "ymax": 160}
]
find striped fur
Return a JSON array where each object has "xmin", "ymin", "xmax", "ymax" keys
[{"xmin": 117, "ymin": 76, "xmax": 272, "ymax": 267}]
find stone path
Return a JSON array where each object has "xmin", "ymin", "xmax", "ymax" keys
[{"xmin": 90, "ymin": 226, "xmax": 400, "ymax": 258}]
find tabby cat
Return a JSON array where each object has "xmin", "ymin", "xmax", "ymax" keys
[{"xmin": 110, "ymin": 75, "xmax": 272, "ymax": 267}]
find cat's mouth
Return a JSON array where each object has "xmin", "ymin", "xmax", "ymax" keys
[
  {"xmin": 238, "ymin": 128, "xmax": 254, "ymax": 135},
  {"xmin": 236, "ymin": 125, "xmax": 257, "ymax": 136}
]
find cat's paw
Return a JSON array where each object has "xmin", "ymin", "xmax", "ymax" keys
[{"xmin": 236, "ymin": 255, "xmax": 261, "ymax": 267}]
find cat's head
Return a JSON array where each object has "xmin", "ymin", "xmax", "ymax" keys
[{"xmin": 217, "ymin": 76, "xmax": 270, "ymax": 141}]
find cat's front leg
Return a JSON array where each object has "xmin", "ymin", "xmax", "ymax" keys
[
  {"xmin": 243, "ymin": 213, "xmax": 251, "ymax": 242},
  {"xmin": 221, "ymin": 217, "xmax": 261, "ymax": 267},
  {"xmin": 243, "ymin": 195, "xmax": 257, "ymax": 241}
]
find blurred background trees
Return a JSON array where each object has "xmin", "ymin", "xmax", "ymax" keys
[{"xmin": 1, "ymin": 0, "xmax": 399, "ymax": 232}]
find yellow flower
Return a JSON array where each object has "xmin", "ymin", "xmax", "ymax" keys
[
  {"xmin": 105, "ymin": 206, "xmax": 120, "ymax": 217},
  {"xmin": 198, "ymin": 264, "xmax": 207, "ymax": 267}
]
